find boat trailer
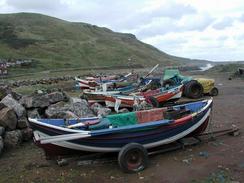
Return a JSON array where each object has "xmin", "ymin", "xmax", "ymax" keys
[{"xmin": 55, "ymin": 127, "xmax": 240, "ymax": 173}]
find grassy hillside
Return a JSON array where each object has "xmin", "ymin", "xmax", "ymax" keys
[
  {"xmin": 0, "ymin": 13, "xmax": 208, "ymax": 74},
  {"xmin": 206, "ymin": 63, "xmax": 244, "ymax": 73}
]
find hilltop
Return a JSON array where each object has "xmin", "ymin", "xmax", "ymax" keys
[{"xmin": 0, "ymin": 13, "xmax": 209, "ymax": 74}]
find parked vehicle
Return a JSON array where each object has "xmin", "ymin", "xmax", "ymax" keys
[{"xmin": 163, "ymin": 69, "xmax": 218, "ymax": 98}]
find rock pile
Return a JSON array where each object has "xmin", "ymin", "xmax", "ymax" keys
[
  {"xmin": 5, "ymin": 75, "xmax": 77, "ymax": 88},
  {"xmin": 0, "ymin": 86, "xmax": 113, "ymax": 156},
  {"xmin": 0, "ymin": 86, "xmax": 33, "ymax": 154}
]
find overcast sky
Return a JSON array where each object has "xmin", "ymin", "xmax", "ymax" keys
[{"xmin": 1, "ymin": 0, "xmax": 244, "ymax": 61}]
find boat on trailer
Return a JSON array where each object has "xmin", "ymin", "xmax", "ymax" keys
[
  {"xmin": 29, "ymin": 98, "xmax": 212, "ymax": 172},
  {"xmin": 29, "ymin": 98, "xmax": 212, "ymax": 154}
]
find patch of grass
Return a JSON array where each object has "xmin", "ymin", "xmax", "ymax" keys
[
  {"xmin": 14, "ymin": 84, "xmax": 55, "ymax": 95},
  {"xmin": 13, "ymin": 80, "xmax": 78, "ymax": 96},
  {"xmin": 207, "ymin": 63, "xmax": 244, "ymax": 73}
]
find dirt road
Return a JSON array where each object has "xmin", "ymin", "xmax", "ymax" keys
[{"xmin": 0, "ymin": 73, "xmax": 243, "ymax": 183}]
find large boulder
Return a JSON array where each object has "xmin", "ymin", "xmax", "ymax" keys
[
  {"xmin": 21, "ymin": 128, "xmax": 33, "ymax": 141},
  {"xmin": 1, "ymin": 94, "xmax": 26, "ymax": 118},
  {"xmin": 97, "ymin": 107, "xmax": 111, "ymax": 117},
  {"xmin": 17, "ymin": 116, "xmax": 29, "ymax": 129},
  {"xmin": 10, "ymin": 91, "xmax": 22, "ymax": 101},
  {"xmin": 70, "ymin": 100, "xmax": 94, "ymax": 117},
  {"xmin": 0, "ymin": 86, "xmax": 12, "ymax": 100},
  {"xmin": 27, "ymin": 109, "xmax": 41, "ymax": 118},
  {"xmin": 0, "ymin": 107, "xmax": 17, "ymax": 130},
  {"xmin": 0, "ymin": 86, "xmax": 21, "ymax": 101},
  {"xmin": 0, "ymin": 126, "xmax": 5, "ymax": 136},
  {"xmin": 45, "ymin": 107, "xmax": 71, "ymax": 118},
  {"xmin": 90, "ymin": 103, "xmax": 103, "ymax": 114},
  {"xmin": 45, "ymin": 99, "xmax": 94, "ymax": 118},
  {"xmin": 90, "ymin": 102, "xmax": 111, "ymax": 117},
  {"xmin": 47, "ymin": 92, "xmax": 64, "ymax": 104},
  {"xmin": 70, "ymin": 97, "xmax": 82, "ymax": 103},
  {"xmin": 45, "ymin": 101, "xmax": 71, "ymax": 118},
  {"xmin": 0, "ymin": 103, "xmax": 7, "ymax": 110},
  {"xmin": 20, "ymin": 94, "xmax": 49, "ymax": 108},
  {"xmin": 65, "ymin": 111, "xmax": 78, "ymax": 118},
  {"xmin": 4, "ymin": 130, "xmax": 22, "ymax": 148}
]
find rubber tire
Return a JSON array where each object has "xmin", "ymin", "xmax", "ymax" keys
[
  {"xmin": 163, "ymin": 79, "xmax": 176, "ymax": 87},
  {"xmin": 148, "ymin": 96, "xmax": 159, "ymax": 108},
  {"xmin": 184, "ymin": 80, "xmax": 203, "ymax": 99},
  {"xmin": 210, "ymin": 87, "xmax": 218, "ymax": 96},
  {"xmin": 118, "ymin": 143, "xmax": 148, "ymax": 173}
]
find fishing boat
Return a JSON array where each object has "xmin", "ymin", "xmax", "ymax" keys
[
  {"xmin": 75, "ymin": 73, "xmax": 133, "ymax": 90},
  {"xmin": 83, "ymin": 90, "xmax": 121, "ymax": 104},
  {"xmin": 75, "ymin": 77, "xmax": 98, "ymax": 90},
  {"xmin": 75, "ymin": 64, "xmax": 159, "ymax": 90},
  {"xmin": 29, "ymin": 98, "xmax": 212, "ymax": 156},
  {"xmin": 105, "ymin": 84, "xmax": 183, "ymax": 108},
  {"xmin": 82, "ymin": 84, "xmax": 137, "ymax": 104}
]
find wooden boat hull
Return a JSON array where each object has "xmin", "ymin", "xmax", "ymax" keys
[
  {"xmin": 83, "ymin": 85, "xmax": 136, "ymax": 104},
  {"xmin": 29, "ymin": 99, "xmax": 212, "ymax": 156},
  {"xmin": 34, "ymin": 117, "xmax": 209, "ymax": 158},
  {"xmin": 75, "ymin": 78, "xmax": 98, "ymax": 90},
  {"xmin": 75, "ymin": 77, "xmax": 134, "ymax": 90},
  {"xmin": 83, "ymin": 90, "xmax": 121, "ymax": 104},
  {"xmin": 105, "ymin": 85, "xmax": 183, "ymax": 108}
]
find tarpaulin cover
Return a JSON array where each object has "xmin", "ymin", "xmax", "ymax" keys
[
  {"xmin": 107, "ymin": 112, "xmax": 137, "ymax": 127},
  {"xmin": 163, "ymin": 69, "xmax": 181, "ymax": 80},
  {"xmin": 88, "ymin": 119, "xmax": 111, "ymax": 130},
  {"xmin": 163, "ymin": 69, "xmax": 192, "ymax": 82}
]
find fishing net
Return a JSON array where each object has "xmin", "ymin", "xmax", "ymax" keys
[{"xmin": 107, "ymin": 112, "xmax": 137, "ymax": 127}]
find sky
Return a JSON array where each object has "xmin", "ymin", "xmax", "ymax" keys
[{"xmin": 0, "ymin": 0, "xmax": 244, "ymax": 61}]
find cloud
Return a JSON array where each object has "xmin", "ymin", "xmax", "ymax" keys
[
  {"xmin": 217, "ymin": 35, "xmax": 228, "ymax": 41},
  {"xmin": 177, "ymin": 14, "xmax": 215, "ymax": 31},
  {"xmin": 133, "ymin": 13, "xmax": 214, "ymax": 39},
  {"xmin": 212, "ymin": 17, "xmax": 234, "ymax": 30},
  {"xmin": 140, "ymin": 1, "xmax": 196, "ymax": 20},
  {"xmin": 5, "ymin": 0, "xmax": 64, "ymax": 11},
  {"xmin": 0, "ymin": 0, "xmax": 244, "ymax": 61},
  {"xmin": 239, "ymin": 14, "xmax": 244, "ymax": 22},
  {"xmin": 133, "ymin": 17, "xmax": 178, "ymax": 38},
  {"xmin": 59, "ymin": 1, "xmax": 197, "ymax": 31}
]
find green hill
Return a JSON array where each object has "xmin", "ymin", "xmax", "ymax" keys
[{"xmin": 0, "ymin": 13, "xmax": 208, "ymax": 73}]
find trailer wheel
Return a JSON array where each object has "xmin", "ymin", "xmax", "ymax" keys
[
  {"xmin": 148, "ymin": 96, "xmax": 159, "ymax": 107},
  {"xmin": 210, "ymin": 87, "xmax": 218, "ymax": 96},
  {"xmin": 118, "ymin": 143, "xmax": 148, "ymax": 173},
  {"xmin": 184, "ymin": 80, "xmax": 203, "ymax": 99}
]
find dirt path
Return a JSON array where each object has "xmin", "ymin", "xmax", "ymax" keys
[{"xmin": 0, "ymin": 74, "xmax": 243, "ymax": 183}]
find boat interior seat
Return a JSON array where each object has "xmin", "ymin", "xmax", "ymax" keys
[{"xmin": 163, "ymin": 106, "xmax": 191, "ymax": 120}]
